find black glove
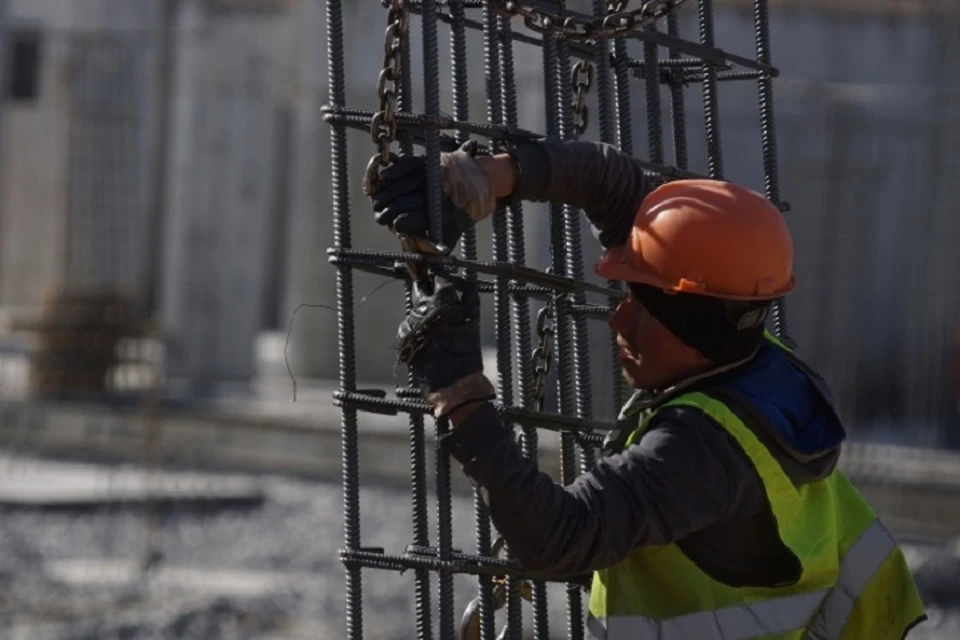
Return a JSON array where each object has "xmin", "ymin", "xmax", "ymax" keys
[
  {"xmin": 396, "ymin": 276, "xmax": 495, "ymax": 415},
  {"xmin": 371, "ymin": 141, "xmax": 494, "ymax": 251}
]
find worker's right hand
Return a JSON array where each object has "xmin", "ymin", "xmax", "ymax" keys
[
  {"xmin": 395, "ymin": 274, "xmax": 495, "ymax": 416},
  {"xmin": 371, "ymin": 141, "xmax": 496, "ymax": 250}
]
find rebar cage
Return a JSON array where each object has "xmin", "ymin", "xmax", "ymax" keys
[{"xmin": 324, "ymin": 1, "xmax": 789, "ymax": 638}]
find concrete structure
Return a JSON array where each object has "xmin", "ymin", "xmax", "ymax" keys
[
  {"xmin": 161, "ymin": 0, "xmax": 298, "ymax": 385},
  {"xmin": 0, "ymin": 0, "xmax": 300, "ymax": 388},
  {"xmin": 0, "ymin": 0, "xmax": 164, "ymax": 308}
]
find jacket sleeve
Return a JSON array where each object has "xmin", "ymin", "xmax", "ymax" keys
[
  {"xmin": 509, "ymin": 140, "xmax": 653, "ymax": 249},
  {"xmin": 441, "ymin": 402, "xmax": 762, "ymax": 579}
]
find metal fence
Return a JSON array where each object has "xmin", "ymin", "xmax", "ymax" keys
[{"xmin": 325, "ymin": 1, "xmax": 791, "ymax": 638}]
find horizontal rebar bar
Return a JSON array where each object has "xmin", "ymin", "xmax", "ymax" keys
[
  {"xmin": 568, "ymin": 303, "xmax": 615, "ymax": 319},
  {"xmin": 403, "ymin": 2, "xmax": 778, "ymax": 76},
  {"xmin": 321, "ymin": 106, "xmax": 541, "ymax": 142},
  {"xmin": 326, "ymin": 248, "xmax": 627, "ymax": 299},
  {"xmin": 340, "ymin": 547, "xmax": 577, "ymax": 583},
  {"xmin": 332, "ymin": 391, "xmax": 610, "ymax": 445}
]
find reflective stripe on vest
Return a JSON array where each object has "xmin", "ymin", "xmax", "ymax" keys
[
  {"xmin": 802, "ymin": 519, "xmax": 898, "ymax": 640},
  {"xmin": 587, "ymin": 519, "xmax": 896, "ymax": 640}
]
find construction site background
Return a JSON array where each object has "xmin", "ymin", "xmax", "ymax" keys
[{"xmin": 0, "ymin": 0, "xmax": 956, "ymax": 638}]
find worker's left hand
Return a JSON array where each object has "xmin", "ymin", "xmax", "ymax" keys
[
  {"xmin": 371, "ymin": 141, "xmax": 496, "ymax": 250},
  {"xmin": 396, "ymin": 275, "xmax": 495, "ymax": 416}
]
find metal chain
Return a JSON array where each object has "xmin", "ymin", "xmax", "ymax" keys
[
  {"xmin": 491, "ymin": 0, "xmax": 685, "ymax": 42},
  {"xmin": 571, "ymin": 59, "xmax": 594, "ymax": 138},
  {"xmin": 363, "ymin": 0, "xmax": 408, "ymax": 197},
  {"xmin": 531, "ymin": 296, "xmax": 557, "ymax": 413}
]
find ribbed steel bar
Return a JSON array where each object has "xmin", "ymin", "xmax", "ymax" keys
[
  {"xmin": 326, "ymin": 1, "xmax": 362, "ymax": 638},
  {"xmin": 399, "ymin": 15, "xmax": 415, "ymax": 158},
  {"xmin": 406, "ymin": 1, "xmax": 773, "ymax": 75},
  {"xmin": 698, "ymin": 0, "xmax": 724, "ymax": 178},
  {"xmin": 420, "ymin": 1, "xmax": 455, "ymax": 636},
  {"xmin": 451, "ymin": 0, "xmax": 479, "ymax": 267},
  {"xmin": 753, "ymin": 0, "xmax": 790, "ymax": 341},
  {"xmin": 544, "ymin": 4, "xmax": 585, "ymax": 636},
  {"xmin": 483, "ymin": 5, "xmax": 524, "ymax": 639},
  {"xmin": 323, "ymin": 107, "xmax": 709, "ymax": 181},
  {"xmin": 408, "ymin": 298, "xmax": 434, "ymax": 640},
  {"xmin": 592, "ymin": 0, "xmax": 626, "ymax": 416},
  {"xmin": 326, "ymin": 248, "xmax": 628, "ymax": 299},
  {"xmin": 334, "ymin": 391, "xmax": 612, "ymax": 443},
  {"xmin": 422, "ymin": 0, "xmax": 447, "ymax": 250},
  {"xmin": 611, "ymin": 49, "xmax": 633, "ymax": 157},
  {"xmin": 450, "ymin": 2, "xmax": 492, "ymax": 638},
  {"xmin": 591, "ymin": 3, "xmax": 616, "ymax": 144},
  {"xmin": 497, "ymin": 11, "xmax": 550, "ymax": 640},
  {"xmin": 556, "ymin": 10, "xmax": 596, "ymax": 484},
  {"xmin": 610, "ymin": 11, "xmax": 637, "ymax": 417},
  {"xmin": 397, "ymin": 10, "xmax": 433, "ymax": 640},
  {"xmin": 340, "ymin": 547, "xmax": 582, "ymax": 583},
  {"xmin": 409, "ymin": 401, "xmax": 434, "ymax": 640},
  {"xmin": 667, "ymin": 11, "xmax": 689, "ymax": 170}
]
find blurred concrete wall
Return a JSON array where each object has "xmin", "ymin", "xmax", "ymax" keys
[
  {"xmin": 665, "ymin": 7, "xmax": 960, "ymax": 434},
  {"xmin": 0, "ymin": 0, "xmax": 955, "ymax": 434},
  {"xmin": 161, "ymin": 0, "xmax": 298, "ymax": 385},
  {"xmin": 0, "ymin": 0, "xmax": 166, "ymax": 307},
  {"xmin": 0, "ymin": 0, "xmax": 162, "ymax": 307}
]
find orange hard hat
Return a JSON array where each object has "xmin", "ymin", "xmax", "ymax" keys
[{"xmin": 595, "ymin": 179, "xmax": 794, "ymax": 300}]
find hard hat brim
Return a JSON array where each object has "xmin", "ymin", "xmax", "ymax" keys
[{"xmin": 595, "ymin": 246, "xmax": 795, "ymax": 301}]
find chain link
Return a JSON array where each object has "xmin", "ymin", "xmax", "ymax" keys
[
  {"xmin": 491, "ymin": 0, "xmax": 685, "ymax": 42},
  {"xmin": 531, "ymin": 296, "xmax": 557, "ymax": 413},
  {"xmin": 363, "ymin": 0, "xmax": 408, "ymax": 197},
  {"xmin": 571, "ymin": 58, "xmax": 594, "ymax": 138}
]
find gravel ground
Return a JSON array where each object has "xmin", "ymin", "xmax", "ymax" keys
[{"xmin": 0, "ymin": 468, "xmax": 957, "ymax": 640}]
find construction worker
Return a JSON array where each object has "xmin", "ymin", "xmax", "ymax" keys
[{"xmin": 372, "ymin": 140, "xmax": 926, "ymax": 639}]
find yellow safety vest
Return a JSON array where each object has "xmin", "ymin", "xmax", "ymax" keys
[{"xmin": 588, "ymin": 349, "xmax": 926, "ymax": 639}]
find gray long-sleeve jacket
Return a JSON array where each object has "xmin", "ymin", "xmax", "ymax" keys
[{"xmin": 441, "ymin": 140, "xmax": 844, "ymax": 588}]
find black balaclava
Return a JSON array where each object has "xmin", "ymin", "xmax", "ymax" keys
[{"xmin": 627, "ymin": 282, "xmax": 770, "ymax": 365}]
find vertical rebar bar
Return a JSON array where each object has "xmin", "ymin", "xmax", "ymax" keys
[
  {"xmin": 452, "ymin": 0, "xmax": 478, "ymax": 264},
  {"xmin": 591, "ymin": 2, "xmax": 616, "ymax": 146},
  {"xmin": 421, "ymin": 0, "xmax": 446, "ymax": 250},
  {"xmin": 698, "ymin": 0, "xmax": 724, "ymax": 179},
  {"xmin": 326, "ymin": 1, "xmax": 361, "ymax": 638},
  {"xmin": 436, "ymin": 415, "xmax": 455, "ymax": 640},
  {"xmin": 420, "ymin": 2, "xmax": 455, "ymax": 637},
  {"xmin": 753, "ymin": 0, "xmax": 789, "ymax": 341},
  {"xmin": 556, "ymin": 12, "xmax": 595, "ymax": 479},
  {"xmin": 609, "ymin": 10, "xmax": 634, "ymax": 416},
  {"xmin": 643, "ymin": 28, "xmax": 664, "ymax": 165},
  {"xmin": 399, "ymin": 15, "xmax": 414, "ymax": 158},
  {"xmin": 408, "ymin": 310, "xmax": 434, "ymax": 640},
  {"xmin": 590, "ymin": 0, "xmax": 625, "ymax": 421},
  {"xmin": 496, "ymin": 13, "xmax": 550, "ymax": 639},
  {"xmin": 667, "ymin": 11, "xmax": 689, "ymax": 170},
  {"xmin": 450, "ymin": 2, "xmax": 491, "ymax": 638},
  {"xmin": 543, "ymin": 10, "xmax": 584, "ymax": 639},
  {"xmin": 483, "ymin": 5, "xmax": 523, "ymax": 639},
  {"xmin": 399, "ymin": 14, "xmax": 433, "ymax": 638},
  {"xmin": 612, "ymin": 40, "xmax": 633, "ymax": 157}
]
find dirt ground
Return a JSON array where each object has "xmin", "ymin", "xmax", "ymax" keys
[{"xmin": 0, "ymin": 463, "xmax": 956, "ymax": 639}]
